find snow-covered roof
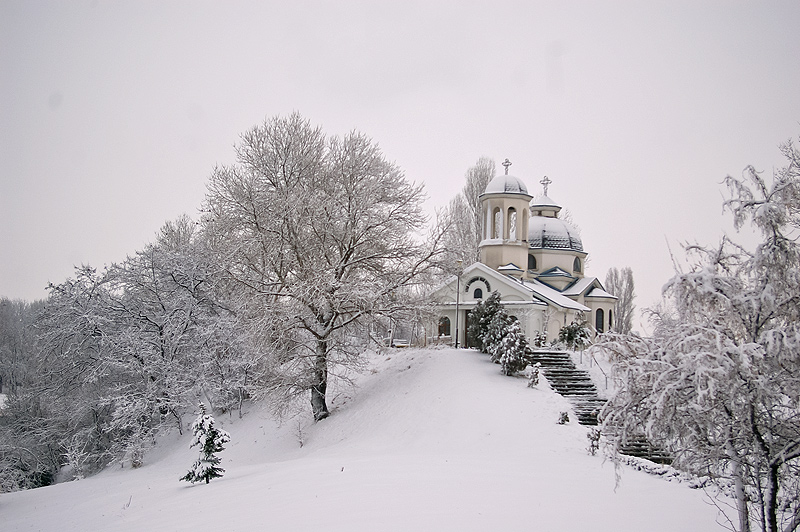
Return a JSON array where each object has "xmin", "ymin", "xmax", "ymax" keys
[
  {"xmin": 585, "ymin": 286, "xmax": 617, "ymax": 300},
  {"xmin": 528, "ymin": 217, "xmax": 583, "ymax": 252},
  {"xmin": 537, "ymin": 266, "xmax": 574, "ymax": 279},
  {"xmin": 497, "ymin": 263, "xmax": 523, "ymax": 272},
  {"xmin": 530, "ymin": 194, "xmax": 560, "ymax": 208},
  {"xmin": 521, "ymin": 279, "xmax": 591, "ymax": 312},
  {"xmin": 561, "ymin": 276, "xmax": 596, "ymax": 297},
  {"xmin": 483, "ymin": 174, "xmax": 530, "ymax": 196}
]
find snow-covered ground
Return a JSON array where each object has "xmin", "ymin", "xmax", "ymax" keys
[{"xmin": 2, "ymin": 348, "xmax": 731, "ymax": 531}]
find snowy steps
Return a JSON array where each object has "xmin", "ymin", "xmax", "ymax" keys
[
  {"xmin": 524, "ymin": 349, "xmax": 672, "ymax": 465},
  {"xmin": 525, "ymin": 350, "xmax": 605, "ymax": 426}
]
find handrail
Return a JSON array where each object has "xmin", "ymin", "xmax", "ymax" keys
[{"xmin": 578, "ymin": 348, "xmax": 609, "ymax": 389}]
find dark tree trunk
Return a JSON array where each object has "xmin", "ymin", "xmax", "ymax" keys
[{"xmin": 310, "ymin": 339, "xmax": 330, "ymax": 421}]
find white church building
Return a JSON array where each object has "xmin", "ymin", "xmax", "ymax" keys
[{"xmin": 430, "ymin": 163, "xmax": 616, "ymax": 348}]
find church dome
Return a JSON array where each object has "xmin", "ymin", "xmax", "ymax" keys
[
  {"xmin": 483, "ymin": 174, "xmax": 530, "ymax": 195},
  {"xmin": 528, "ymin": 216, "xmax": 583, "ymax": 252}
]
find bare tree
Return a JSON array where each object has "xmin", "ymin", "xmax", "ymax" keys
[
  {"xmin": 436, "ymin": 157, "xmax": 495, "ymax": 269},
  {"xmin": 202, "ymin": 113, "xmax": 442, "ymax": 421},
  {"xmin": 604, "ymin": 267, "xmax": 635, "ymax": 334}
]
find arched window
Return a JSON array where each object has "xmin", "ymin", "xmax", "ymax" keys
[
  {"xmin": 573, "ymin": 257, "xmax": 582, "ymax": 273},
  {"xmin": 508, "ymin": 207, "xmax": 517, "ymax": 240},
  {"xmin": 438, "ymin": 316, "xmax": 451, "ymax": 337},
  {"xmin": 528, "ymin": 254, "xmax": 537, "ymax": 270},
  {"xmin": 608, "ymin": 309, "xmax": 613, "ymax": 331},
  {"xmin": 595, "ymin": 309, "xmax": 604, "ymax": 334},
  {"xmin": 493, "ymin": 207, "xmax": 502, "ymax": 239},
  {"xmin": 473, "ymin": 288, "xmax": 483, "ymax": 299}
]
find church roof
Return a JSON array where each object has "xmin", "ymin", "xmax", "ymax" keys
[
  {"xmin": 527, "ymin": 217, "xmax": 584, "ymax": 252},
  {"xmin": 585, "ymin": 286, "xmax": 616, "ymax": 299},
  {"xmin": 531, "ymin": 194, "xmax": 560, "ymax": 208},
  {"xmin": 483, "ymin": 174, "xmax": 530, "ymax": 195},
  {"xmin": 521, "ymin": 279, "xmax": 591, "ymax": 312}
]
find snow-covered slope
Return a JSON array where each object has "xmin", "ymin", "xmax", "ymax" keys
[{"xmin": 2, "ymin": 348, "xmax": 730, "ymax": 531}]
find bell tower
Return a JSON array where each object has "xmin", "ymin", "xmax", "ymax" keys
[{"xmin": 478, "ymin": 159, "xmax": 532, "ymax": 277}]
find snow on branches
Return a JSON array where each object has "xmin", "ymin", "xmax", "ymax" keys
[{"xmin": 599, "ymin": 138, "xmax": 800, "ymax": 532}]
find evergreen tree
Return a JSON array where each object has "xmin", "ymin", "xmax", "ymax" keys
[
  {"xmin": 181, "ymin": 404, "xmax": 230, "ymax": 484},
  {"xmin": 466, "ymin": 298, "xmax": 485, "ymax": 350},
  {"xmin": 557, "ymin": 319, "xmax": 591, "ymax": 351},
  {"xmin": 498, "ymin": 319, "xmax": 529, "ymax": 376},
  {"xmin": 486, "ymin": 309, "xmax": 511, "ymax": 363},
  {"xmin": 479, "ymin": 291, "xmax": 504, "ymax": 354}
]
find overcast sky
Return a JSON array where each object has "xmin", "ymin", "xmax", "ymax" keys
[{"xmin": 2, "ymin": 1, "xmax": 799, "ymax": 331}]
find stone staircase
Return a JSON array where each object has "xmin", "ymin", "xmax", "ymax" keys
[
  {"xmin": 524, "ymin": 349, "xmax": 672, "ymax": 465},
  {"xmin": 525, "ymin": 350, "xmax": 606, "ymax": 426}
]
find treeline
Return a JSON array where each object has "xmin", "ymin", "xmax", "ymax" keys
[{"xmin": 0, "ymin": 113, "xmax": 446, "ymax": 491}]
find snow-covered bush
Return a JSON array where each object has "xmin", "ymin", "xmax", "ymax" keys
[
  {"xmin": 530, "ymin": 330, "xmax": 548, "ymax": 349},
  {"xmin": 557, "ymin": 412, "xmax": 569, "ymax": 425},
  {"xmin": 181, "ymin": 404, "xmax": 230, "ymax": 485},
  {"xmin": 527, "ymin": 363, "xmax": 541, "ymax": 388},
  {"xmin": 557, "ymin": 319, "xmax": 591, "ymax": 351},
  {"xmin": 587, "ymin": 428, "xmax": 601, "ymax": 456}
]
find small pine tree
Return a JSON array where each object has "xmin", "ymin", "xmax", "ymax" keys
[
  {"xmin": 531, "ymin": 330, "xmax": 548, "ymax": 348},
  {"xmin": 557, "ymin": 319, "xmax": 591, "ymax": 351},
  {"xmin": 527, "ymin": 362, "xmax": 541, "ymax": 388},
  {"xmin": 499, "ymin": 320, "xmax": 529, "ymax": 376},
  {"xmin": 180, "ymin": 404, "xmax": 230, "ymax": 484}
]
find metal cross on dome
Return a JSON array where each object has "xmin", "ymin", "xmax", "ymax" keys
[
  {"xmin": 540, "ymin": 175, "xmax": 552, "ymax": 196},
  {"xmin": 502, "ymin": 158, "xmax": 512, "ymax": 175}
]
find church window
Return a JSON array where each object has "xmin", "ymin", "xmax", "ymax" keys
[
  {"xmin": 492, "ymin": 207, "xmax": 502, "ymax": 239},
  {"xmin": 473, "ymin": 288, "xmax": 483, "ymax": 299},
  {"xmin": 465, "ymin": 276, "xmax": 491, "ymax": 292},
  {"xmin": 595, "ymin": 309, "xmax": 604, "ymax": 334},
  {"xmin": 438, "ymin": 316, "xmax": 451, "ymax": 337},
  {"xmin": 573, "ymin": 257, "xmax": 582, "ymax": 272},
  {"xmin": 508, "ymin": 207, "xmax": 517, "ymax": 240},
  {"xmin": 528, "ymin": 254, "xmax": 537, "ymax": 270}
]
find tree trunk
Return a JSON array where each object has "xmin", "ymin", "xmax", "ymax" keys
[
  {"xmin": 310, "ymin": 339, "xmax": 330, "ymax": 421},
  {"xmin": 765, "ymin": 463, "xmax": 779, "ymax": 532},
  {"xmin": 727, "ymin": 440, "xmax": 751, "ymax": 532}
]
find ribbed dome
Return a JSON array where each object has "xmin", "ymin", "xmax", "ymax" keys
[
  {"xmin": 528, "ymin": 216, "xmax": 583, "ymax": 252},
  {"xmin": 483, "ymin": 174, "xmax": 529, "ymax": 195}
]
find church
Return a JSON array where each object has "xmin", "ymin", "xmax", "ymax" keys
[{"xmin": 430, "ymin": 162, "xmax": 616, "ymax": 348}]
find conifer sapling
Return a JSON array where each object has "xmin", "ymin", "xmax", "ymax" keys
[{"xmin": 180, "ymin": 404, "xmax": 230, "ymax": 484}]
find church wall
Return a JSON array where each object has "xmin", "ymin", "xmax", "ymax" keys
[
  {"xmin": 479, "ymin": 241, "xmax": 529, "ymax": 272},
  {"xmin": 527, "ymin": 249, "xmax": 587, "ymax": 279}
]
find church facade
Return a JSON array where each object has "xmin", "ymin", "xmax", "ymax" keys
[{"xmin": 430, "ymin": 166, "xmax": 616, "ymax": 347}]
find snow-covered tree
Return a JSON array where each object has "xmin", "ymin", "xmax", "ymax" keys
[
  {"xmin": 599, "ymin": 138, "xmax": 800, "ymax": 532},
  {"xmin": 557, "ymin": 319, "xmax": 591, "ymax": 351},
  {"xmin": 485, "ymin": 301, "xmax": 511, "ymax": 363},
  {"xmin": 181, "ymin": 404, "xmax": 230, "ymax": 484},
  {"xmin": 202, "ymin": 113, "xmax": 443, "ymax": 421},
  {"xmin": 467, "ymin": 291, "xmax": 503, "ymax": 354},
  {"xmin": 498, "ymin": 319, "xmax": 529, "ymax": 376},
  {"xmin": 604, "ymin": 267, "xmax": 635, "ymax": 334}
]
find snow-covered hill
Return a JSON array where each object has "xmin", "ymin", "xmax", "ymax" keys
[{"xmin": 2, "ymin": 348, "xmax": 730, "ymax": 531}]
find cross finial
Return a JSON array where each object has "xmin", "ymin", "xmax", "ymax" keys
[
  {"xmin": 540, "ymin": 175, "xmax": 552, "ymax": 196},
  {"xmin": 502, "ymin": 158, "xmax": 512, "ymax": 175}
]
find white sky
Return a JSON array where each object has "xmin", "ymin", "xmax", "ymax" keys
[{"xmin": 2, "ymin": 1, "xmax": 799, "ymax": 331}]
